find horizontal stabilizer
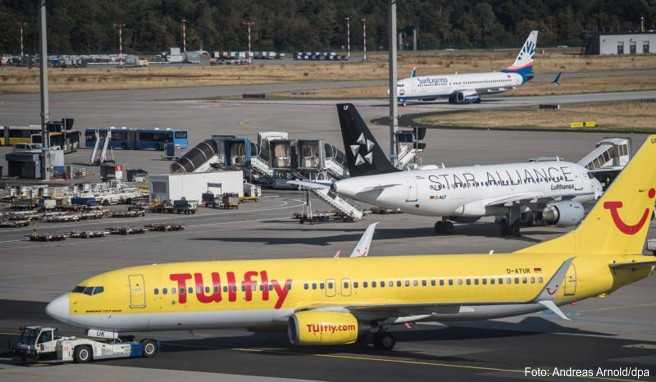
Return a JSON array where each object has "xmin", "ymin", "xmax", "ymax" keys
[{"xmin": 609, "ymin": 259, "xmax": 656, "ymax": 269}]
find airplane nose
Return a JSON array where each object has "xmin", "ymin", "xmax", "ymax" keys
[{"xmin": 46, "ymin": 294, "xmax": 69, "ymax": 322}]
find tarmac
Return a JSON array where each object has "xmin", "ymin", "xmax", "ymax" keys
[{"xmin": 1, "ymin": 77, "xmax": 656, "ymax": 381}]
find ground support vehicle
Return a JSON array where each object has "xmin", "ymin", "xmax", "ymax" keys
[{"xmin": 13, "ymin": 326, "xmax": 158, "ymax": 363}]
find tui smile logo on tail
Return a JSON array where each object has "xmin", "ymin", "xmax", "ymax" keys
[
  {"xmin": 350, "ymin": 133, "xmax": 375, "ymax": 167},
  {"xmin": 603, "ymin": 188, "xmax": 655, "ymax": 235}
]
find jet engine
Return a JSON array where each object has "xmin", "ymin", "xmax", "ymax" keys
[
  {"xmin": 288, "ymin": 311, "xmax": 360, "ymax": 346},
  {"xmin": 542, "ymin": 201, "xmax": 585, "ymax": 226},
  {"xmin": 449, "ymin": 90, "xmax": 481, "ymax": 104}
]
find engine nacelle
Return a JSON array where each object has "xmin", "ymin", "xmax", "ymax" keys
[
  {"xmin": 450, "ymin": 90, "xmax": 480, "ymax": 104},
  {"xmin": 542, "ymin": 201, "xmax": 585, "ymax": 227},
  {"xmin": 288, "ymin": 311, "xmax": 359, "ymax": 346}
]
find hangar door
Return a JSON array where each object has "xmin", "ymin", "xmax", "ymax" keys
[{"xmin": 128, "ymin": 274, "xmax": 146, "ymax": 309}]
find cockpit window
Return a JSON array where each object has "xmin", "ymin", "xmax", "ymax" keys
[
  {"xmin": 587, "ymin": 172, "xmax": 595, "ymax": 179},
  {"xmin": 72, "ymin": 285, "xmax": 104, "ymax": 295}
]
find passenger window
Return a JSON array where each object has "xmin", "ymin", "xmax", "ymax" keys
[
  {"xmin": 506, "ymin": 277, "xmax": 512, "ymax": 284},
  {"xmin": 449, "ymin": 279, "xmax": 454, "ymax": 286},
  {"xmin": 224, "ymin": 286, "xmax": 229, "ymax": 293},
  {"xmin": 353, "ymin": 282, "xmax": 359, "ymax": 288},
  {"xmin": 514, "ymin": 278, "xmax": 520, "ymax": 284},
  {"xmin": 538, "ymin": 277, "xmax": 544, "ymax": 283},
  {"xmin": 457, "ymin": 279, "xmax": 463, "ymax": 286},
  {"xmin": 154, "ymin": 288, "xmax": 159, "ymax": 295},
  {"xmin": 171, "ymin": 287, "xmax": 176, "ymax": 294},
  {"xmin": 205, "ymin": 286, "xmax": 211, "ymax": 293},
  {"xmin": 530, "ymin": 277, "xmax": 535, "ymax": 284},
  {"xmin": 162, "ymin": 288, "xmax": 168, "ymax": 295},
  {"xmin": 439, "ymin": 279, "xmax": 445, "ymax": 286},
  {"xmin": 490, "ymin": 278, "xmax": 495, "ymax": 285},
  {"xmin": 343, "ymin": 281, "xmax": 349, "ymax": 288},
  {"xmin": 188, "ymin": 287, "xmax": 194, "ymax": 294},
  {"xmin": 311, "ymin": 283, "xmax": 317, "ymax": 290},
  {"xmin": 405, "ymin": 280, "xmax": 410, "ymax": 287},
  {"xmin": 466, "ymin": 279, "xmax": 471, "ymax": 286},
  {"xmin": 413, "ymin": 280, "xmax": 418, "ymax": 287},
  {"xmin": 422, "ymin": 280, "xmax": 427, "ymax": 287},
  {"xmin": 214, "ymin": 286, "xmax": 220, "ymax": 293},
  {"xmin": 363, "ymin": 282, "xmax": 368, "ymax": 288},
  {"xmin": 396, "ymin": 281, "xmax": 402, "ymax": 287},
  {"xmin": 482, "ymin": 279, "xmax": 487, "ymax": 285},
  {"xmin": 474, "ymin": 279, "xmax": 479, "ymax": 285},
  {"xmin": 431, "ymin": 280, "xmax": 436, "ymax": 286},
  {"xmin": 320, "ymin": 283, "xmax": 325, "ymax": 289},
  {"xmin": 372, "ymin": 281, "xmax": 377, "ymax": 288},
  {"xmin": 380, "ymin": 281, "xmax": 385, "ymax": 288},
  {"xmin": 522, "ymin": 277, "xmax": 528, "ymax": 284},
  {"xmin": 304, "ymin": 283, "xmax": 309, "ymax": 290},
  {"xmin": 327, "ymin": 282, "xmax": 334, "ymax": 289}
]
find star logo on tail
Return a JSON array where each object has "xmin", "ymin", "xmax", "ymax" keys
[{"xmin": 350, "ymin": 133, "xmax": 375, "ymax": 167}]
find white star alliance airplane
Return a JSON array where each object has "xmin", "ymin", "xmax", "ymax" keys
[
  {"xmin": 46, "ymin": 136, "xmax": 656, "ymax": 352},
  {"xmin": 293, "ymin": 104, "xmax": 604, "ymax": 236},
  {"xmin": 397, "ymin": 30, "xmax": 538, "ymax": 105}
]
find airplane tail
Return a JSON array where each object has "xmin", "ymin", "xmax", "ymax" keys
[
  {"xmin": 502, "ymin": 30, "xmax": 538, "ymax": 82},
  {"xmin": 336, "ymin": 103, "xmax": 399, "ymax": 177},
  {"xmin": 517, "ymin": 136, "xmax": 656, "ymax": 256}
]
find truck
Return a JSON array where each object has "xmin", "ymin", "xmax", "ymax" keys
[{"xmin": 13, "ymin": 326, "xmax": 158, "ymax": 363}]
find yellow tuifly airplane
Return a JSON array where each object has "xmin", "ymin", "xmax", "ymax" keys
[{"xmin": 47, "ymin": 136, "xmax": 656, "ymax": 351}]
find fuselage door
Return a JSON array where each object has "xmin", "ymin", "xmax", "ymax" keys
[
  {"xmin": 128, "ymin": 274, "xmax": 146, "ymax": 309},
  {"xmin": 341, "ymin": 278, "xmax": 352, "ymax": 297},
  {"xmin": 564, "ymin": 264, "xmax": 577, "ymax": 296},
  {"xmin": 406, "ymin": 177, "xmax": 418, "ymax": 203},
  {"xmin": 325, "ymin": 279, "xmax": 336, "ymax": 297}
]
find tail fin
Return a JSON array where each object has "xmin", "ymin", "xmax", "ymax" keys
[
  {"xmin": 336, "ymin": 103, "xmax": 399, "ymax": 177},
  {"xmin": 502, "ymin": 30, "xmax": 538, "ymax": 82},
  {"xmin": 517, "ymin": 136, "xmax": 656, "ymax": 256}
]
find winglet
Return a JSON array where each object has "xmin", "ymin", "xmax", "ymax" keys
[
  {"xmin": 538, "ymin": 300, "xmax": 570, "ymax": 320},
  {"xmin": 410, "ymin": 66, "xmax": 417, "ymax": 78},
  {"xmin": 535, "ymin": 257, "xmax": 575, "ymax": 301},
  {"xmin": 350, "ymin": 222, "xmax": 379, "ymax": 257},
  {"xmin": 552, "ymin": 72, "xmax": 562, "ymax": 86}
]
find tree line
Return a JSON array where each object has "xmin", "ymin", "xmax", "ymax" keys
[{"xmin": 0, "ymin": 0, "xmax": 654, "ymax": 55}]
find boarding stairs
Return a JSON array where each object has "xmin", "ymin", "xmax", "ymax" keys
[
  {"xmin": 311, "ymin": 188, "xmax": 363, "ymax": 221},
  {"xmin": 397, "ymin": 145, "xmax": 418, "ymax": 169},
  {"xmin": 325, "ymin": 157, "xmax": 347, "ymax": 179}
]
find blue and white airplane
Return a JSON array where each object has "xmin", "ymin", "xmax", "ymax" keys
[{"xmin": 397, "ymin": 31, "xmax": 538, "ymax": 105}]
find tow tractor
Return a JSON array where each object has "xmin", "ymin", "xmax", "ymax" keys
[{"xmin": 12, "ymin": 326, "xmax": 158, "ymax": 363}]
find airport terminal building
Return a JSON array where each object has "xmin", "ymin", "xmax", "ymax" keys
[{"xmin": 585, "ymin": 32, "xmax": 656, "ymax": 55}]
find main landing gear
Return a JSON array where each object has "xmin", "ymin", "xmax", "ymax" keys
[
  {"xmin": 373, "ymin": 332, "xmax": 396, "ymax": 350},
  {"xmin": 498, "ymin": 206, "xmax": 522, "ymax": 237},
  {"xmin": 434, "ymin": 218, "xmax": 455, "ymax": 234}
]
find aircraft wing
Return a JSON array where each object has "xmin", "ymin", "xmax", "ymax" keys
[
  {"xmin": 356, "ymin": 183, "xmax": 403, "ymax": 194},
  {"xmin": 483, "ymin": 190, "xmax": 595, "ymax": 208}
]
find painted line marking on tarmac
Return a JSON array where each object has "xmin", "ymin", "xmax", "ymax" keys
[{"xmin": 311, "ymin": 353, "xmax": 639, "ymax": 382}]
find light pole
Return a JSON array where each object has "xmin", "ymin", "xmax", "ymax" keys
[
  {"xmin": 362, "ymin": 17, "xmax": 367, "ymax": 62},
  {"xmin": 345, "ymin": 16, "xmax": 351, "ymax": 58},
  {"xmin": 39, "ymin": 0, "xmax": 50, "ymax": 180},
  {"xmin": 181, "ymin": 18, "xmax": 187, "ymax": 53},
  {"xmin": 388, "ymin": 0, "xmax": 398, "ymax": 165},
  {"xmin": 19, "ymin": 22, "xmax": 25, "ymax": 61},
  {"xmin": 243, "ymin": 21, "xmax": 255, "ymax": 63},
  {"xmin": 114, "ymin": 23, "xmax": 125, "ymax": 66}
]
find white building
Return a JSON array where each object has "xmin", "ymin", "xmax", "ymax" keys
[
  {"xmin": 149, "ymin": 171, "xmax": 244, "ymax": 202},
  {"xmin": 598, "ymin": 33, "xmax": 656, "ymax": 55}
]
